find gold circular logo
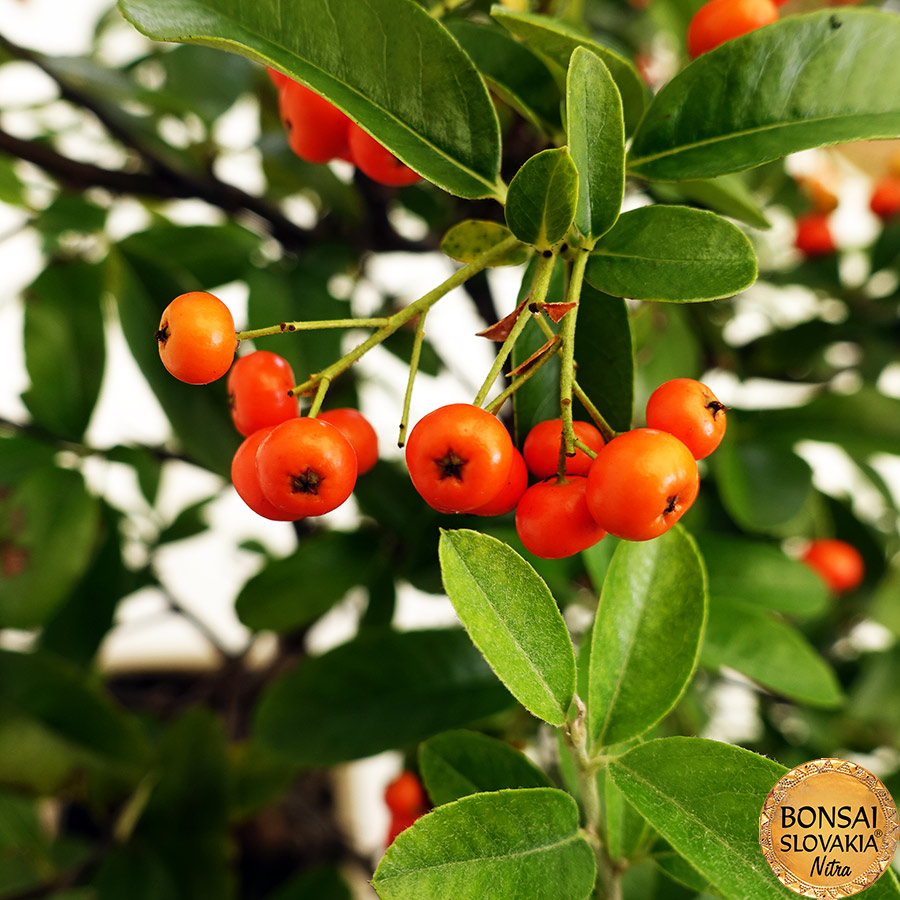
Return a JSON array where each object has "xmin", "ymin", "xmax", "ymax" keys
[{"xmin": 760, "ymin": 758, "xmax": 899, "ymax": 897}]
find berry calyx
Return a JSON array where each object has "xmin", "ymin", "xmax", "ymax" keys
[
  {"xmin": 802, "ymin": 539, "xmax": 865, "ymax": 593},
  {"xmin": 585, "ymin": 429, "xmax": 699, "ymax": 541},
  {"xmin": 686, "ymin": 0, "xmax": 778, "ymax": 58},
  {"xmin": 348, "ymin": 123, "xmax": 422, "ymax": 187},
  {"xmin": 231, "ymin": 426, "xmax": 300, "ymax": 521},
  {"xmin": 794, "ymin": 212, "xmax": 836, "ymax": 257},
  {"xmin": 645, "ymin": 378, "xmax": 727, "ymax": 460},
  {"xmin": 256, "ymin": 418, "xmax": 358, "ymax": 518},
  {"xmin": 279, "ymin": 81, "xmax": 351, "ymax": 164},
  {"xmin": 522, "ymin": 418, "xmax": 605, "ymax": 479},
  {"xmin": 405, "ymin": 404, "xmax": 514, "ymax": 513},
  {"xmin": 227, "ymin": 351, "xmax": 298, "ymax": 437},
  {"xmin": 515, "ymin": 476, "xmax": 606, "ymax": 559},
  {"xmin": 156, "ymin": 291, "xmax": 236, "ymax": 384}
]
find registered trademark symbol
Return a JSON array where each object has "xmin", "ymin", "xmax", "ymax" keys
[{"xmin": 876, "ymin": 829, "xmax": 884, "ymax": 837}]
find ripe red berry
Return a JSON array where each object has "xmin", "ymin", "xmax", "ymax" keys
[
  {"xmin": 645, "ymin": 378, "xmax": 727, "ymax": 460},
  {"xmin": 266, "ymin": 66, "xmax": 290, "ymax": 89},
  {"xmin": 256, "ymin": 418, "xmax": 357, "ymax": 518},
  {"xmin": 405, "ymin": 404, "xmax": 514, "ymax": 514},
  {"xmin": 231, "ymin": 426, "xmax": 300, "ymax": 521},
  {"xmin": 515, "ymin": 477, "xmax": 606, "ymax": 559},
  {"xmin": 686, "ymin": 0, "xmax": 778, "ymax": 58},
  {"xmin": 386, "ymin": 810, "xmax": 422, "ymax": 848},
  {"xmin": 155, "ymin": 291, "xmax": 236, "ymax": 385},
  {"xmin": 870, "ymin": 174, "xmax": 900, "ymax": 221},
  {"xmin": 317, "ymin": 408, "xmax": 379, "ymax": 475},
  {"xmin": 522, "ymin": 419, "xmax": 605, "ymax": 479},
  {"xmin": 802, "ymin": 539, "xmax": 865, "ymax": 593},
  {"xmin": 384, "ymin": 771, "xmax": 427, "ymax": 817},
  {"xmin": 348, "ymin": 123, "xmax": 422, "ymax": 187},
  {"xmin": 227, "ymin": 351, "xmax": 298, "ymax": 437},
  {"xmin": 279, "ymin": 81, "xmax": 351, "ymax": 164},
  {"xmin": 794, "ymin": 212, "xmax": 836, "ymax": 257},
  {"xmin": 586, "ymin": 429, "xmax": 699, "ymax": 542},
  {"xmin": 470, "ymin": 448, "xmax": 528, "ymax": 517}
]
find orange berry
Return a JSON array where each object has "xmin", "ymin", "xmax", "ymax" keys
[
  {"xmin": 645, "ymin": 378, "xmax": 727, "ymax": 460},
  {"xmin": 385, "ymin": 771, "xmax": 427, "ymax": 817},
  {"xmin": 348, "ymin": 123, "xmax": 421, "ymax": 187},
  {"xmin": 794, "ymin": 212, "xmax": 836, "ymax": 257},
  {"xmin": 231, "ymin": 427, "xmax": 300, "ymax": 521},
  {"xmin": 227, "ymin": 351, "xmax": 298, "ymax": 437},
  {"xmin": 802, "ymin": 539, "xmax": 865, "ymax": 593},
  {"xmin": 279, "ymin": 81, "xmax": 351, "ymax": 164},
  {"xmin": 522, "ymin": 419, "xmax": 605, "ymax": 479},
  {"xmin": 318, "ymin": 409, "xmax": 379, "ymax": 475},
  {"xmin": 515, "ymin": 477, "xmax": 606, "ymax": 559},
  {"xmin": 687, "ymin": 0, "xmax": 778, "ymax": 58},
  {"xmin": 470, "ymin": 448, "xmax": 528, "ymax": 517},
  {"xmin": 870, "ymin": 175, "xmax": 900, "ymax": 220}
]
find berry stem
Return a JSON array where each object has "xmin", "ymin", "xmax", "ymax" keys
[
  {"xmin": 290, "ymin": 235, "xmax": 520, "ymax": 396},
  {"xmin": 557, "ymin": 250, "xmax": 588, "ymax": 478},
  {"xmin": 235, "ymin": 317, "xmax": 390, "ymax": 343},
  {"xmin": 484, "ymin": 339, "xmax": 563, "ymax": 415},
  {"xmin": 573, "ymin": 381, "xmax": 617, "ymax": 444},
  {"xmin": 473, "ymin": 254, "xmax": 556, "ymax": 408},
  {"xmin": 307, "ymin": 376, "xmax": 331, "ymax": 418},
  {"xmin": 397, "ymin": 312, "xmax": 427, "ymax": 448},
  {"xmin": 573, "ymin": 438, "xmax": 599, "ymax": 460}
]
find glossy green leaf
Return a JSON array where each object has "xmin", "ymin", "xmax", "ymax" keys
[
  {"xmin": 695, "ymin": 533, "xmax": 828, "ymax": 618},
  {"xmin": 567, "ymin": 48, "xmax": 624, "ymax": 243},
  {"xmin": 650, "ymin": 175, "xmax": 770, "ymax": 230},
  {"xmin": 268, "ymin": 865, "xmax": 352, "ymax": 900},
  {"xmin": 0, "ymin": 712, "xmax": 80, "ymax": 794},
  {"xmin": 255, "ymin": 629, "xmax": 513, "ymax": 766},
  {"xmin": 603, "ymin": 770, "xmax": 651, "ymax": 863},
  {"xmin": 441, "ymin": 220, "xmax": 530, "ymax": 267},
  {"xmin": 439, "ymin": 529, "xmax": 576, "ymax": 726},
  {"xmin": 588, "ymin": 527, "xmax": 706, "ymax": 749},
  {"xmin": 227, "ymin": 741, "xmax": 297, "ymax": 821},
  {"xmin": 373, "ymin": 789, "xmax": 596, "ymax": 900},
  {"xmin": 0, "ymin": 649, "xmax": 147, "ymax": 765},
  {"xmin": 586, "ymin": 206, "xmax": 757, "ymax": 302},
  {"xmin": 652, "ymin": 850, "xmax": 716, "ymax": 896},
  {"xmin": 447, "ymin": 21, "xmax": 562, "ymax": 135},
  {"xmin": 609, "ymin": 738, "xmax": 900, "ymax": 900},
  {"xmin": 505, "ymin": 148, "xmax": 579, "ymax": 251},
  {"xmin": 94, "ymin": 845, "xmax": 177, "ymax": 900},
  {"xmin": 419, "ymin": 730, "xmax": 552, "ymax": 806},
  {"xmin": 491, "ymin": 7, "xmax": 646, "ymax": 134},
  {"xmin": 160, "ymin": 43, "xmax": 253, "ymax": 123},
  {"xmin": 574, "ymin": 286, "xmax": 633, "ymax": 433},
  {"xmin": 236, "ymin": 531, "xmax": 372, "ymax": 633},
  {"xmin": 119, "ymin": 0, "xmax": 503, "ymax": 199},
  {"xmin": 0, "ymin": 467, "xmax": 100, "ymax": 629},
  {"xmin": 701, "ymin": 597, "xmax": 842, "ymax": 708},
  {"xmin": 628, "ymin": 10, "xmax": 900, "ymax": 181},
  {"xmin": 22, "ymin": 261, "xmax": 105, "ymax": 440},
  {"xmin": 714, "ymin": 435, "xmax": 812, "ymax": 532}
]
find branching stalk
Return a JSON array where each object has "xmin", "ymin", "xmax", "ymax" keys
[
  {"xmin": 397, "ymin": 312, "xmax": 428, "ymax": 448},
  {"xmin": 484, "ymin": 340, "xmax": 562, "ymax": 415},
  {"xmin": 236, "ymin": 318, "xmax": 390, "ymax": 342}
]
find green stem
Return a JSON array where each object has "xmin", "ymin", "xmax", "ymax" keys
[
  {"xmin": 573, "ymin": 381, "xmax": 617, "ymax": 444},
  {"xmin": 307, "ymin": 377, "xmax": 330, "ymax": 418},
  {"xmin": 397, "ymin": 312, "xmax": 427, "ymax": 448},
  {"xmin": 290, "ymin": 235, "xmax": 520, "ymax": 396},
  {"xmin": 236, "ymin": 317, "xmax": 389, "ymax": 343},
  {"xmin": 557, "ymin": 250, "xmax": 588, "ymax": 477},
  {"xmin": 484, "ymin": 339, "xmax": 562, "ymax": 415},
  {"xmin": 573, "ymin": 437, "xmax": 599, "ymax": 460},
  {"xmin": 473, "ymin": 254, "xmax": 556, "ymax": 408}
]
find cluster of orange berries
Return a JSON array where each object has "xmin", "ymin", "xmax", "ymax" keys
[
  {"xmin": 155, "ymin": 291, "xmax": 377, "ymax": 522},
  {"xmin": 404, "ymin": 379, "xmax": 728, "ymax": 559},
  {"xmin": 383, "ymin": 771, "xmax": 429, "ymax": 848},
  {"xmin": 267, "ymin": 68, "xmax": 421, "ymax": 187}
]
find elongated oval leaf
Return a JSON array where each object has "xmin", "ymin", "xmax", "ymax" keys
[
  {"xmin": 419, "ymin": 730, "xmax": 552, "ymax": 806},
  {"xmin": 373, "ymin": 789, "xmax": 596, "ymax": 900},
  {"xmin": 491, "ymin": 7, "xmax": 646, "ymax": 134},
  {"xmin": 505, "ymin": 148, "xmax": 579, "ymax": 250},
  {"xmin": 588, "ymin": 527, "xmax": 706, "ymax": 749},
  {"xmin": 628, "ymin": 10, "xmax": 900, "ymax": 181},
  {"xmin": 439, "ymin": 529, "xmax": 575, "ymax": 726},
  {"xmin": 254, "ymin": 629, "xmax": 513, "ymax": 766},
  {"xmin": 441, "ymin": 220, "xmax": 531, "ymax": 267},
  {"xmin": 649, "ymin": 174, "xmax": 770, "ymax": 230},
  {"xmin": 586, "ymin": 206, "xmax": 757, "ymax": 302},
  {"xmin": 701, "ymin": 597, "xmax": 842, "ymax": 708},
  {"xmin": 610, "ymin": 737, "xmax": 900, "ymax": 900},
  {"xmin": 119, "ymin": 0, "xmax": 503, "ymax": 199},
  {"xmin": 567, "ymin": 48, "xmax": 624, "ymax": 244}
]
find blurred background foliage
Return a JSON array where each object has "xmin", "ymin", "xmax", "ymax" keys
[{"xmin": 0, "ymin": 0, "xmax": 898, "ymax": 898}]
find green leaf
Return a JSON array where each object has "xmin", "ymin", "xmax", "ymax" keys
[
  {"xmin": 0, "ymin": 467, "xmax": 100, "ymax": 629},
  {"xmin": 373, "ymin": 788, "xmax": 596, "ymax": 900},
  {"xmin": 441, "ymin": 220, "xmax": 531, "ymax": 267},
  {"xmin": 650, "ymin": 175, "xmax": 770, "ymax": 230},
  {"xmin": 604, "ymin": 770, "xmax": 651, "ymax": 863},
  {"xmin": 628, "ymin": 10, "xmax": 900, "ymax": 181},
  {"xmin": 22, "ymin": 261, "xmax": 105, "ymax": 440},
  {"xmin": 419, "ymin": 730, "xmax": 552, "ymax": 806},
  {"xmin": 236, "ymin": 531, "xmax": 372, "ymax": 633},
  {"xmin": 227, "ymin": 741, "xmax": 297, "ymax": 822},
  {"xmin": 160, "ymin": 43, "xmax": 253, "ymax": 123},
  {"xmin": 586, "ymin": 206, "xmax": 757, "ymax": 302},
  {"xmin": 588, "ymin": 527, "xmax": 706, "ymax": 749},
  {"xmin": 701, "ymin": 598, "xmax": 842, "ymax": 708},
  {"xmin": 447, "ymin": 21, "xmax": 562, "ymax": 135},
  {"xmin": 255, "ymin": 629, "xmax": 513, "ymax": 767},
  {"xmin": 268, "ymin": 865, "xmax": 352, "ymax": 900},
  {"xmin": 0, "ymin": 155, "xmax": 25, "ymax": 206},
  {"xmin": 439, "ymin": 529, "xmax": 576, "ymax": 726},
  {"xmin": 713, "ymin": 435, "xmax": 812, "ymax": 532},
  {"xmin": 491, "ymin": 7, "xmax": 646, "ymax": 135},
  {"xmin": 652, "ymin": 850, "xmax": 717, "ymax": 896},
  {"xmin": 695, "ymin": 533, "xmax": 828, "ymax": 618},
  {"xmin": 95, "ymin": 845, "xmax": 177, "ymax": 900},
  {"xmin": 505, "ymin": 148, "xmax": 579, "ymax": 251},
  {"xmin": 609, "ymin": 737, "xmax": 900, "ymax": 900},
  {"xmin": 119, "ymin": 0, "xmax": 503, "ymax": 199},
  {"xmin": 574, "ymin": 286, "xmax": 633, "ymax": 433},
  {"xmin": 567, "ymin": 48, "xmax": 625, "ymax": 244},
  {"xmin": 0, "ymin": 712, "xmax": 81, "ymax": 794},
  {"xmin": 0, "ymin": 649, "xmax": 147, "ymax": 765}
]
